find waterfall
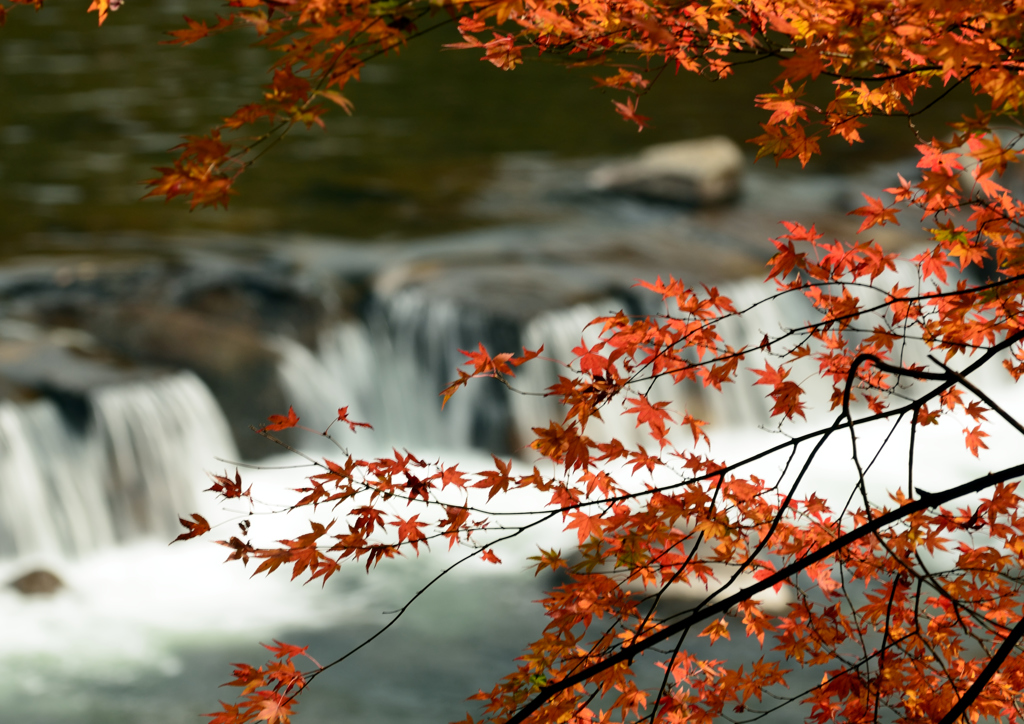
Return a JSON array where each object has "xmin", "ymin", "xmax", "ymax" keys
[
  {"xmin": 1, "ymin": 256, "xmax": 997, "ymax": 559},
  {"xmin": 0, "ymin": 371, "xmax": 236, "ymax": 559},
  {"xmin": 4, "ymin": 246, "xmax": 1020, "ymax": 724},
  {"xmin": 272, "ymin": 276, "xmax": 830, "ymax": 457},
  {"xmin": 289, "ymin": 289, "xmax": 522, "ymax": 453},
  {"xmin": 268, "ymin": 261, "xmax": 1011, "ymax": 466}
]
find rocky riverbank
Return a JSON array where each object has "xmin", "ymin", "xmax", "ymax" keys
[{"xmin": 0, "ymin": 140, "xmax": 922, "ymax": 451}]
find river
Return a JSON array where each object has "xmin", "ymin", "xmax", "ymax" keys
[{"xmin": 0, "ymin": 2, "xmax": 998, "ymax": 723}]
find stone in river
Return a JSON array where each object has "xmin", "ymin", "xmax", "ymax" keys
[
  {"xmin": 588, "ymin": 136, "xmax": 745, "ymax": 206},
  {"xmin": 8, "ymin": 569, "xmax": 63, "ymax": 595}
]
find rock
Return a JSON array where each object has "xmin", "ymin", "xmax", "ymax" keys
[
  {"xmin": 8, "ymin": 569, "xmax": 63, "ymax": 595},
  {"xmin": 173, "ymin": 268, "xmax": 333, "ymax": 349},
  {"xmin": 78, "ymin": 305, "xmax": 290, "ymax": 459},
  {"xmin": 588, "ymin": 136, "xmax": 745, "ymax": 206},
  {"xmin": 0, "ymin": 323, "xmax": 165, "ymax": 431}
]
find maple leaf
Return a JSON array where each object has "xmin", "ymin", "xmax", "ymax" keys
[
  {"xmin": 460, "ymin": 343, "xmax": 515, "ymax": 377},
  {"xmin": 264, "ymin": 640, "xmax": 309, "ymax": 661},
  {"xmin": 207, "ymin": 469, "xmax": 252, "ymax": 500},
  {"xmin": 173, "ymin": 513, "xmax": 211, "ymax": 543},
  {"xmin": 313, "ymin": 90, "xmax": 354, "ymax": 115},
  {"xmin": 335, "ymin": 406, "xmax": 372, "ymax": 432},
  {"xmin": 87, "ymin": 0, "xmax": 121, "ymax": 26},
  {"xmin": 947, "ymin": 239, "xmax": 990, "ymax": 270},
  {"xmin": 206, "ymin": 702, "xmax": 247, "ymax": 724},
  {"xmin": 260, "ymin": 407, "xmax": 299, "ymax": 432},
  {"xmin": 440, "ymin": 465, "xmax": 468, "ymax": 489},
  {"xmin": 481, "ymin": 34, "xmax": 523, "ymax": 71},
  {"xmin": 917, "ymin": 405, "xmax": 940, "ymax": 426},
  {"xmin": 756, "ymin": 80, "xmax": 808, "ymax": 126},
  {"xmin": 392, "ymin": 515, "xmax": 429, "ymax": 551},
  {"xmin": 779, "ymin": 48, "xmax": 825, "ymax": 81},
  {"xmin": 752, "ymin": 363, "xmax": 806, "ymax": 419},
  {"xmin": 165, "ymin": 16, "xmax": 217, "ymax": 45},
  {"xmin": 963, "ymin": 425, "xmax": 989, "ymax": 457},
  {"xmin": 851, "ymin": 194, "xmax": 900, "ymax": 233},
  {"xmin": 913, "ymin": 247, "xmax": 953, "ymax": 283},
  {"xmin": 566, "ymin": 510, "xmax": 606, "ymax": 544},
  {"xmin": 439, "ymin": 370, "xmax": 472, "ymax": 409},
  {"xmin": 613, "ymin": 97, "xmax": 650, "ymax": 131},
  {"xmin": 765, "ymin": 234, "xmax": 811, "ymax": 281},
  {"xmin": 472, "ymin": 455, "xmax": 514, "ymax": 500},
  {"xmin": 916, "ymin": 141, "xmax": 964, "ymax": 175},
  {"xmin": 700, "ymin": 618, "xmax": 731, "ymax": 645},
  {"xmin": 219, "ymin": 536, "xmax": 255, "ymax": 565},
  {"xmin": 573, "ymin": 340, "xmax": 611, "ymax": 378},
  {"xmin": 625, "ymin": 396, "xmax": 673, "ymax": 446},
  {"xmin": 510, "ymin": 345, "xmax": 544, "ymax": 367},
  {"xmin": 964, "ymin": 401, "xmax": 988, "ymax": 422},
  {"xmin": 254, "ymin": 696, "xmax": 291, "ymax": 724},
  {"xmin": 594, "ymin": 68, "xmax": 650, "ymax": 90},
  {"xmin": 681, "ymin": 413, "xmax": 710, "ymax": 447}
]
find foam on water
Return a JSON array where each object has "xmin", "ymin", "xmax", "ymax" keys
[
  {"xmin": 0, "ymin": 371, "xmax": 237, "ymax": 558},
  {"xmin": 3, "ymin": 263, "xmax": 1023, "ymax": 721}
]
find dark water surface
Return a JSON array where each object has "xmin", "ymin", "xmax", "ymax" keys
[{"xmin": 0, "ymin": 0, "xmax": 976, "ymax": 249}]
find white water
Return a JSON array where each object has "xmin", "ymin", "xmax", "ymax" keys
[
  {"xmin": 4, "ymin": 263, "xmax": 1023, "ymax": 723},
  {"xmin": 0, "ymin": 371, "xmax": 236, "ymax": 560},
  {"xmin": 284, "ymin": 278, "xmax": 824, "ymax": 457}
]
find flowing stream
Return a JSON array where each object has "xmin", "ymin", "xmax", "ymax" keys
[
  {"xmin": 0, "ymin": 2, "xmax": 1010, "ymax": 721},
  {"xmin": 1, "ymin": 244, "xmax": 1020, "ymax": 723}
]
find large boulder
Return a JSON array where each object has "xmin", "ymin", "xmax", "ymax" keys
[{"xmin": 588, "ymin": 136, "xmax": 745, "ymax": 206}]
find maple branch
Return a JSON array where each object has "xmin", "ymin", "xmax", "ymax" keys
[
  {"xmin": 475, "ymin": 325, "xmax": 1024, "ymax": 528},
  {"xmin": 936, "ymin": 613, "xmax": 1024, "ymax": 724},
  {"xmin": 646, "ymin": 627, "xmax": 689, "ymax": 724},
  {"xmin": 303, "ymin": 508, "xmax": 560, "ymax": 685},
  {"xmin": 842, "ymin": 356, "xmax": 1021, "ymax": 648},
  {"xmin": 734, "ymin": 629, "xmax": 920, "ymax": 723},
  {"xmin": 502, "ymin": 462, "xmax": 1024, "ymax": 724},
  {"xmin": 626, "ymin": 272, "xmax": 1024, "ymax": 390},
  {"xmin": 926, "ymin": 353, "xmax": 1024, "ymax": 437}
]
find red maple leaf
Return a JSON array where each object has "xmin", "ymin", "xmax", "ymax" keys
[
  {"xmin": 336, "ymin": 406, "xmax": 372, "ymax": 432},
  {"xmin": 172, "ymin": 513, "xmax": 211, "ymax": 543},
  {"xmin": 260, "ymin": 406, "xmax": 299, "ymax": 432}
]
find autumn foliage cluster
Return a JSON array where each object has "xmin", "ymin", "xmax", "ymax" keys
[{"xmin": 9, "ymin": 0, "xmax": 1024, "ymax": 722}]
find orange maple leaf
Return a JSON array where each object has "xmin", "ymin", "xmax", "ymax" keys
[
  {"xmin": 964, "ymin": 425, "xmax": 989, "ymax": 457},
  {"xmin": 851, "ymin": 194, "xmax": 900, "ymax": 233},
  {"xmin": 613, "ymin": 97, "xmax": 650, "ymax": 131},
  {"xmin": 254, "ymin": 696, "xmax": 291, "ymax": 724},
  {"xmin": 335, "ymin": 406, "xmax": 372, "ymax": 432}
]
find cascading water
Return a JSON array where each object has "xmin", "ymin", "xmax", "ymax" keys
[
  {"xmin": 89, "ymin": 371, "xmax": 238, "ymax": 542},
  {"xmin": 281, "ymin": 276, "xmax": 824, "ymax": 458},
  {"xmin": 0, "ymin": 398, "xmax": 97, "ymax": 557},
  {"xmin": 0, "ymin": 370, "xmax": 236, "ymax": 560},
  {"xmin": 3, "ymin": 236, "xmax": 1018, "ymax": 724},
  {"xmin": 1, "ymin": 253, "xmax": 997, "ymax": 568}
]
